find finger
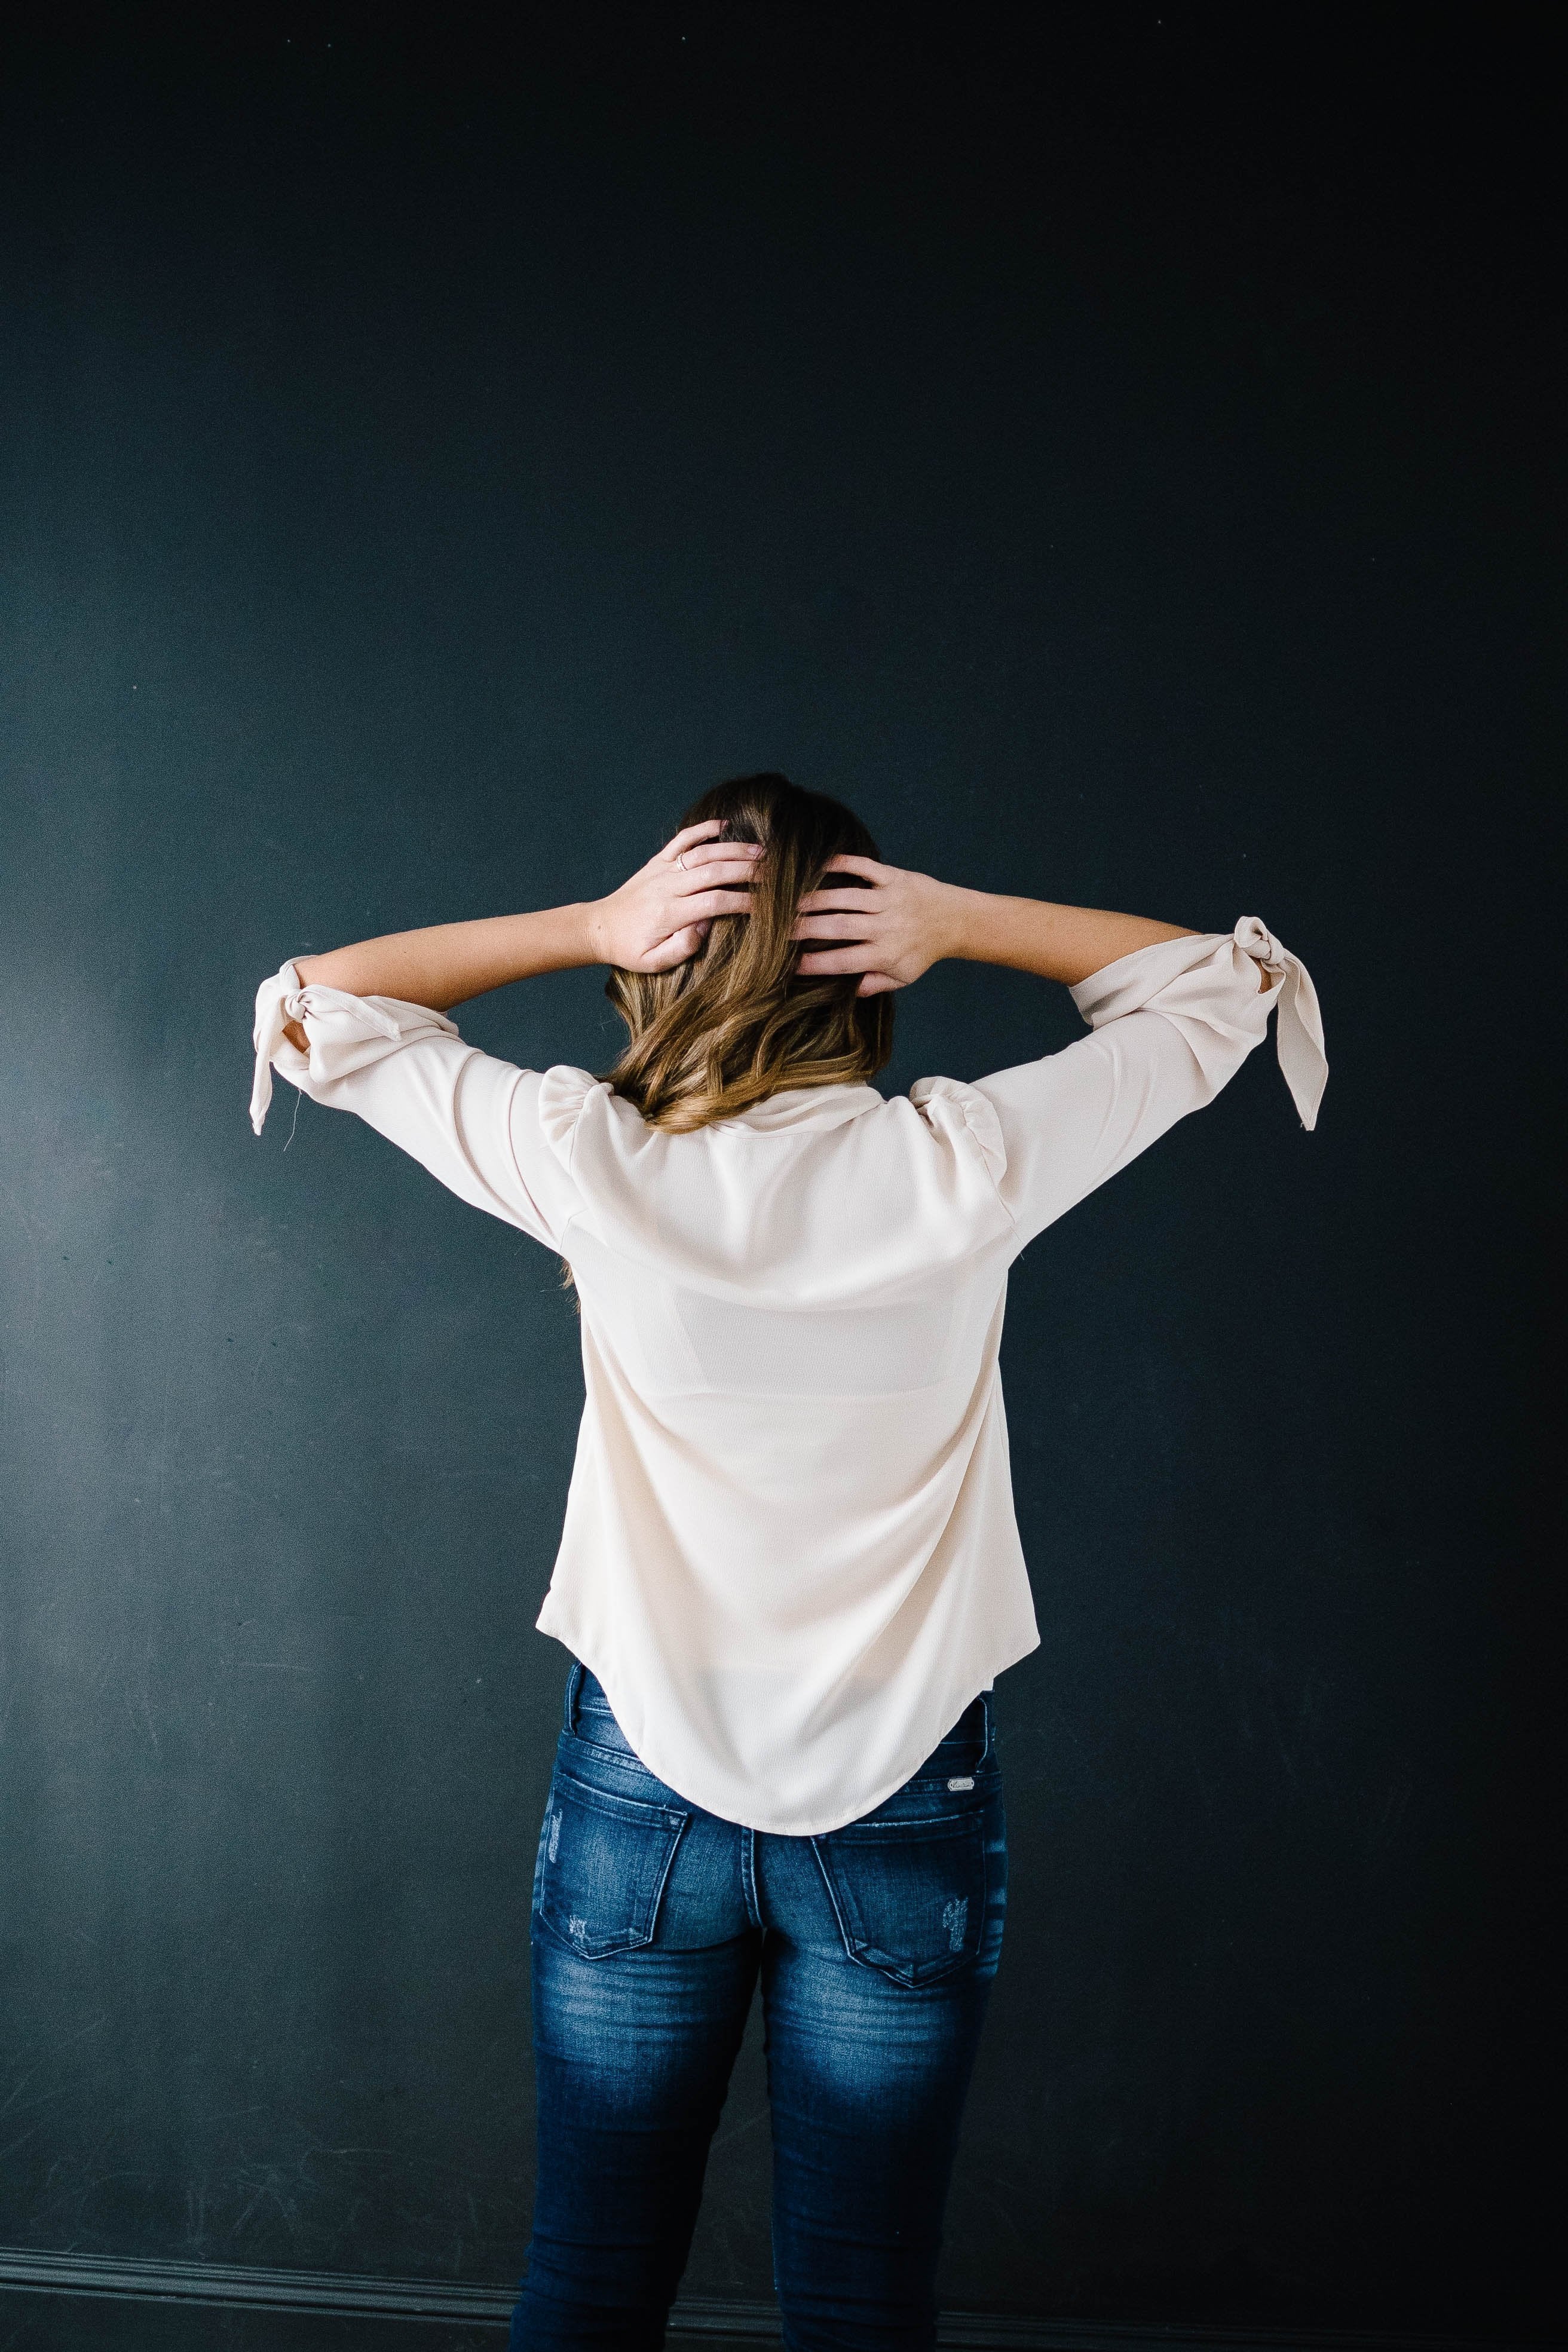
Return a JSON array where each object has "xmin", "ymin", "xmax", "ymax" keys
[
  {"xmin": 677, "ymin": 837, "xmax": 763, "ymax": 869},
  {"xmin": 819, "ymin": 853, "xmax": 886, "ymax": 881},
  {"xmin": 672, "ymin": 856, "xmax": 761, "ymax": 894},
  {"xmin": 795, "ymin": 889, "xmax": 880, "ymax": 915},
  {"xmin": 662, "ymin": 819, "xmax": 725, "ymax": 862},
  {"xmin": 681, "ymin": 888, "xmax": 755, "ymax": 918},
  {"xmin": 856, "ymin": 972, "xmax": 902, "ymax": 996},
  {"xmin": 795, "ymin": 947, "xmax": 877, "ymax": 976},
  {"xmin": 642, "ymin": 924, "xmax": 706, "ymax": 969},
  {"xmin": 791, "ymin": 911, "xmax": 876, "ymax": 940}
]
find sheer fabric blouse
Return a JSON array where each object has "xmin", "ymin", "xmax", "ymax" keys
[{"xmin": 251, "ymin": 919, "xmax": 1326, "ymax": 1833}]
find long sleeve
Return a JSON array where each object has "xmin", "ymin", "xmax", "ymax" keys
[
  {"xmin": 249, "ymin": 962, "xmax": 585, "ymax": 1251},
  {"xmin": 961, "ymin": 917, "xmax": 1327, "ymax": 1249}
]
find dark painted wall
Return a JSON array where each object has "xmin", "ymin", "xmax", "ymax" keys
[{"xmin": 1, "ymin": 7, "xmax": 1559, "ymax": 2339}]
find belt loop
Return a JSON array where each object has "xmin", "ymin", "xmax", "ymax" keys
[
  {"xmin": 564, "ymin": 1659, "xmax": 583, "ymax": 1737},
  {"xmin": 978, "ymin": 1690, "xmax": 994, "ymax": 1769}
]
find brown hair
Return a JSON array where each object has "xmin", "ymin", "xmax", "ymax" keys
[{"xmin": 602, "ymin": 773, "xmax": 894, "ymax": 1131}]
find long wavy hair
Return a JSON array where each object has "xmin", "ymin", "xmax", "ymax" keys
[{"xmin": 602, "ymin": 774, "xmax": 894, "ymax": 1130}]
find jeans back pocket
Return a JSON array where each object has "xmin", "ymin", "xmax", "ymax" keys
[
  {"xmin": 535, "ymin": 1769, "xmax": 689, "ymax": 1960},
  {"xmin": 811, "ymin": 1808, "xmax": 987, "ymax": 1988}
]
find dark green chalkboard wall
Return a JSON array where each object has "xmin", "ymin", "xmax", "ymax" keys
[{"xmin": 0, "ymin": 8, "xmax": 1558, "ymax": 2346}]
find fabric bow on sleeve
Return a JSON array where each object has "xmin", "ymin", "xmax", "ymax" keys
[
  {"xmin": 250, "ymin": 960, "xmax": 459, "ymax": 1136},
  {"xmin": 1232, "ymin": 917, "xmax": 1328, "ymax": 1131}
]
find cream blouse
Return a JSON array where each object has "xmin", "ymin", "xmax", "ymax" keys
[{"xmin": 251, "ymin": 918, "xmax": 1326, "ymax": 1834}]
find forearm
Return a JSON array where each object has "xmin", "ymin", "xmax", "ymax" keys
[
  {"xmin": 944, "ymin": 889, "xmax": 1198, "ymax": 987},
  {"xmin": 292, "ymin": 904, "xmax": 597, "ymax": 1010},
  {"xmin": 285, "ymin": 826, "xmax": 758, "ymax": 1018}
]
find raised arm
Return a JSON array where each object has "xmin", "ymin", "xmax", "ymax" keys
[
  {"xmin": 793, "ymin": 859, "xmax": 1269, "ymax": 993},
  {"xmin": 281, "ymin": 823, "xmax": 760, "ymax": 1045}
]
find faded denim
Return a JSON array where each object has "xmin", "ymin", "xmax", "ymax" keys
[{"xmin": 510, "ymin": 1664, "xmax": 1007, "ymax": 2352}]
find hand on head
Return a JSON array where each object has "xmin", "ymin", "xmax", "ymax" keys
[
  {"xmin": 594, "ymin": 820, "xmax": 957, "ymax": 996},
  {"xmin": 792, "ymin": 856, "xmax": 958, "ymax": 997},
  {"xmin": 587, "ymin": 821, "xmax": 763, "ymax": 973}
]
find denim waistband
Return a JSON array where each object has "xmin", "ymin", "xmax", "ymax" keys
[{"xmin": 563, "ymin": 1662, "xmax": 993, "ymax": 1780}]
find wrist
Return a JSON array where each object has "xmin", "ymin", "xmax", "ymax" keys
[
  {"xmin": 937, "ymin": 882, "xmax": 993, "ymax": 964},
  {"xmin": 496, "ymin": 902, "xmax": 602, "ymax": 979},
  {"xmin": 575, "ymin": 898, "xmax": 615, "ymax": 968}
]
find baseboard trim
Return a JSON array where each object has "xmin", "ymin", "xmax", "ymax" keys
[{"xmin": 0, "ymin": 2247, "xmax": 1532, "ymax": 2351}]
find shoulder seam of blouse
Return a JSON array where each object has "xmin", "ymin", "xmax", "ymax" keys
[
  {"xmin": 908, "ymin": 1076, "xmax": 1016, "ymax": 1226},
  {"xmin": 536, "ymin": 1065, "xmax": 602, "ymax": 1178}
]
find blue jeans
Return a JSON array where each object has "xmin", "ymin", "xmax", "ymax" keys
[{"xmin": 510, "ymin": 1664, "xmax": 1007, "ymax": 2352}]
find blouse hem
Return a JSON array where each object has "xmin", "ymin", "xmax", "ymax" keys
[{"xmin": 534, "ymin": 1608, "xmax": 1040, "ymax": 1838}]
